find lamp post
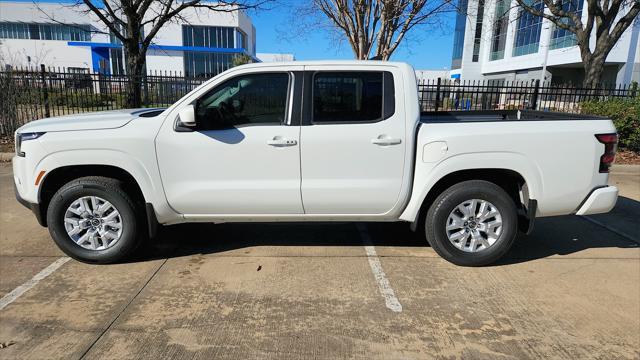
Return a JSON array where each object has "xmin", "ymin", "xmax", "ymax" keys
[
  {"xmin": 538, "ymin": 21, "xmax": 554, "ymax": 110},
  {"xmin": 540, "ymin": 22, "xmax": 553, "ymax": 86}
]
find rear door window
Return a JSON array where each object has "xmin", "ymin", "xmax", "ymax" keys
[{"xmin": 312, "ymin": 72, "xmax": 385, "ymax": 123}]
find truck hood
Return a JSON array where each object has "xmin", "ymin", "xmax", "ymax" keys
[{"xmin": 17, "ymin": 108, "xmax": 166, "ymax": 133}]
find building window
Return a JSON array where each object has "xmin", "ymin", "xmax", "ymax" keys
[
  {"xmin": 313, "ymin": 72, "xmax": 383, "ymax": 123},
  {"xmin": 549, "ymin": 0, "xmax": 583, "ymax": 50},
  {"xmin": 451, "ymin": 0, "xmax": 469, "ymax": 69},
  {"xmin": 251, "ymin": 26, "xmax": 256, "ymax": 55},
  {"xmin": 182, "ymin": 25, "xmax": 235, "ymax": 48},
  {"xmin": 512, "ymin": 2, "xmax": 544, "ymax": 56},
  {"xmin": 110, "ymin": 30, "xmax": 122, "ymax": 45},
  {"xmin": 236, "ymin": 30, "xmax": 247, "ymax": 49},
  {"xmin": 110, "ymin": 48, "xmax": 125, "ymax": 75},
  {"xmin": 0, "ymin": 22, "xmax": 91, "ymax": 41},
  {"xmin": 472, "ymin": 0, "xmax": 485, "ymax": 62},
  {"xmin": 183, "ymin": 51, "xmax": 234, "ymax": 78},
  {"xmin": 489, "ymin": 0, "xmax": 509, "ymax": 61}
]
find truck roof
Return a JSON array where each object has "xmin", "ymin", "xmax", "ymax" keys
[{"xmin": 236, "ymin": 60, "xmax": 412, "ymax": 69}]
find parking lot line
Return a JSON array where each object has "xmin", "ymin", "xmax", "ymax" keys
[
  {"xmin": 0, "ymin": 257, "xmax": 70, "ymax": 311},
  {"xmin": 357, "ymin": 224, "xmax": 403, "ymax": 313}
]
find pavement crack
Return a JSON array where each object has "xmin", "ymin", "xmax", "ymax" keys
[{"xmin": 77, "ymin": 258, "xmax": 168, "ymax": 360}]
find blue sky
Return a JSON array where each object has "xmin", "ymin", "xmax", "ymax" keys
[
  {"xmin": 4, "ymin": 0, "xmax": 456, "ymax": 70},
  {"xmin": 248, "ymin": 4, "xmax": 455, "ymax": 70}
]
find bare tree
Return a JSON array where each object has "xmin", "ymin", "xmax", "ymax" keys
[
  {"xmin": 311, "ymin": 0, "xmax": 456, "ymax": 60},
  {"xmin": 514, "ymin": 0, "xmax": 640, "ymax": 87},
  {"xmin": 66, "ymin": 0, "xmax": 268, "ymax": 107}
]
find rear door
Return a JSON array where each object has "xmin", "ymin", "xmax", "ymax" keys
[{"xmin": 299, "ymin": 67, "xmax": 406, "ymax": 214}]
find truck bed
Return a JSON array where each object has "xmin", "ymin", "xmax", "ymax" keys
[{"xmin": 420, "ymin": 110, "xmax": 606, "ymax": 123}]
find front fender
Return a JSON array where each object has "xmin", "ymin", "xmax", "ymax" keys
[{"xmin": 33, "ymin": 149, "xmax": 177, "ymax": 223}]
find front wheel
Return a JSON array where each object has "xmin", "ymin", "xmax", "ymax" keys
[
  {"xmin": 425, "ymin": 180, "xmax": 518, "ymax": 266},
  {"xmin": 47, "ymin": 176, "xmax": 143, "ymax": 264}
]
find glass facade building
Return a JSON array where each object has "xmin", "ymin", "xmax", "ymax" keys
[
  {"xmin": 0, "ymin": 22, "xmax": 91, "ymax": 41},
  {"xmin": 182, "ymin": 25, "xmax": 236, "ymax": 49},
  {"xmin": 181, "ymin": 25, "xmax": 250, "ymax": 78},
  {"xmin": 512, "ymin": 2, "xmax": 544, "ymax": 57},
  {"xmin": 472, "ymin": 0, "xmax": 485, "ymax": 62},
  {"xmin": 451, "ymin": 0, "xmax": 469, "ymax": 69},
  {"xmin": 0, "ymin": 1, "xmax": 257, "ymax": 78},
  {"xmin": 549, "ymin": 0, "xmax": 583, "ymax": 49},
  {"xmin": 489, "ymin": 0, "xmax": 509, "ymax": 61},
  {"xmin": 183, "ymin": 52, "xmax": 235, "ymax": 78}
]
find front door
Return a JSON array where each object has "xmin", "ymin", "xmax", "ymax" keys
[{"xmin": 156, "ymin": 70, "xmax": 303, "ymax": 215}]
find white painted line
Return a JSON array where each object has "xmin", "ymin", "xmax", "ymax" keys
[
  {"xmin": 357, "ymin": 224, "xmax": 403, "ymax": 313},
  {"xmin": 0, "ymin": 257, "xmax": 70, "ymax": 311}
]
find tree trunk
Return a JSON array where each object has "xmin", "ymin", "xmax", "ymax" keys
[
  {"xmin": 124, "ymin": 42, "xmax": 145, "ymax": 108},
  {"xmin": 582, "ymin": 49, "xmax": 607, "ymax": 89}
]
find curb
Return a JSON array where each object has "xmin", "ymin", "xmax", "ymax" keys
[{"xmin": 610, "ymin": 164, "xmax": 640, "ymax": 175}]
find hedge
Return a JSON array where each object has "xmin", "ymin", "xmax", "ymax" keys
[{"xmin": 581, "ymin": 95, "xmax": 640, "ymax": 152}]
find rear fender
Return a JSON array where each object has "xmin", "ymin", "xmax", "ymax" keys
[{"xmin": 399, "ymin": 152, "xmax": 542, "ymax": 222}]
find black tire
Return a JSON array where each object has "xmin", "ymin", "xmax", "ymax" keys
[
  {"xmin": 425, "ymin": 180, "xmax": 518, "ymax": 266},
  {"xmin": 47, "ymin": 176, "xmax": 144, "ymax": 264}
]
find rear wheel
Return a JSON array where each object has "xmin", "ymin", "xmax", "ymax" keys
[
  {"xmin": 47, "ymin": 176, "xmax": 143, "ymax": 264},
  {"xmin": 425, "ymin": 180, "xmax": 518, "ymax": 266}
]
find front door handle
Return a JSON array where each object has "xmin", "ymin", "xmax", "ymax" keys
[
  {"xmin": 267, "ymin": 136, "xmax": 297, "ymax": 147},
  {"xmin": 371, "ymin": 135, "xmax": 402, "ymax": 146}
]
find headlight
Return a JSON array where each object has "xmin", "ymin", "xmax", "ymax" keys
[{"xmin": 16, "ymin": 132, "xmax": 46, "ymax": 157}]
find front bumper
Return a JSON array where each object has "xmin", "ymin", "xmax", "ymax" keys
[
  {"xmin": 576, "ymin": 186, "xmax": 618, "ymax": 216},
  {"xmin": 14, "ymin": 180, "xmax": 46, "ymax": 227}
]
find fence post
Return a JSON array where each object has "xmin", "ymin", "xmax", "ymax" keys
[
  {"xmin": 531, "ymin": 79, "xmax": 540, "ymax": 110},
  {"xmin": 40, "ymin": 64, "xmax": 50, "ymax": 118},
  {"xmin": 435, "ymin": 77, "xmax": 441, "ymax": 111},
  {"xmin": 143, "ymin": 73, "xmax": 150, "ymax": 107}
]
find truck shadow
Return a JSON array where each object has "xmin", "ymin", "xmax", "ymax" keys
[{"xmin": 131, "ymin": 197, "xmax": 639, "ymax": 265}]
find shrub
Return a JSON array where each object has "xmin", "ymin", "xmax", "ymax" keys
[{"xmin": 581, "ymin": 96, "xmax": 640, "ymax": 152}]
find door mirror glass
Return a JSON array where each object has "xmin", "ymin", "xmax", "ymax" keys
[{"xmin": 177, "ymin": 104, "xmax": 196, "ymax": 127}]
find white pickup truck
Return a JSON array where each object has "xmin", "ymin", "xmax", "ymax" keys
[{"xmin": 13, "ymin": 61, "xmax": 619, "ymax": 266}]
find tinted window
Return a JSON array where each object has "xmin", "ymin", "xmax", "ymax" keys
[
  {"xmin": 313, "ymin": 72, "xmax": 383, "ymax": 123},
  {"xmin": 196, "ymin": 73, "xmax": 289, "ymax": 130}
]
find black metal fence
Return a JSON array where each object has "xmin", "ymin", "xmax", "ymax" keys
[
  {"xmin": 0, "ymin": 65, "xmax": 207, "ymax": 135},
  {"xmin": 418, "ymin": 78, "xmax": 638, "ymax": 113},
  {"xmin": 1, "ymin": 65, "xmax": 638, "ymax": 136}
]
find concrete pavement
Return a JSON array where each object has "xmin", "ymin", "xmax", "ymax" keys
[{"xmin": 0, "ymin": 163, "xmax": 638, "ymax": 359}]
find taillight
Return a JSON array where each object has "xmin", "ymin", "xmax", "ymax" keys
[{"xmin": 595, "ymin": 133, "xmax": 618, "ymax": 173}]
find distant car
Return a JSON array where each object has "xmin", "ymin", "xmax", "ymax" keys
[{"xmin": 13, "ymin": 61, "xmax": 619, "ymax": 266}]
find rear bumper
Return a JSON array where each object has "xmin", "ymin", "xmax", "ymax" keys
[{"xmin": 576, "ymin": 186, "xmax": 618, "ymax": 216}]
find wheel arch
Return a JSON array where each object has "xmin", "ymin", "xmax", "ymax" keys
[
  {"xmin": 419, "ymin": 168, "xmax": 528, "ymax": 215},
  {"xmin": 403, "ymin": 167, "xmax": 537, "ymax": 233},
  {"xmin": 38, "ymin": 165, "xmax": 147, "ymax": 227}
]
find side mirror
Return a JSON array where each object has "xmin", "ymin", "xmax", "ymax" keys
[{"xmin": 177, "ymin": 104, "xmax": 196, "ymax": 127}]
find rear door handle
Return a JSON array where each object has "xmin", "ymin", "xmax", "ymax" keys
[
  {"xmin": 371, "ymin": 136, "xmax": 402, "ymax": 146},
  {"xmin": 267, "ymin": 136, "xmax": 297, "ymax": 147}
]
